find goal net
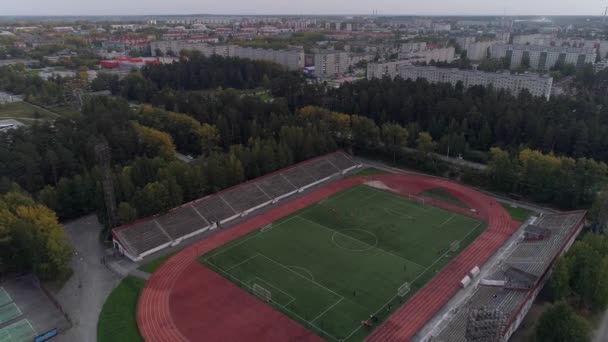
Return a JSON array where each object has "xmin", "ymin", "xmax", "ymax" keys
[
  {"xmin": 398, "ymin": 282, "xmax": 411, "ymax": 297},
  {"xmin": 408, "ymin": 194, "xmax": 425, "ymax": 206},
  {"xmin": 252, "ymin": 283, "xmax": 272, "ymax": 302}
]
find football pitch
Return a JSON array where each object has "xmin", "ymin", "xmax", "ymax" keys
[{"xmin": 200, "ymin": 185, "xmax": 485, "ymax": 341}]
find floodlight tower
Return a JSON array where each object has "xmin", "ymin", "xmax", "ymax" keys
[{"xmin": 95, "ymin": 139, "xmax": 117, "ymax": 240}]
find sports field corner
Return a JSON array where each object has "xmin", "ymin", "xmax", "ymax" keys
[{"xmin": 137, "ymin": 173, "xmax": 520, "ymax": 342}]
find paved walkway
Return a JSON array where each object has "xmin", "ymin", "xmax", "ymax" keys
[
  {"xmin": 594, "ymin": 308, "xmax": 608, "ymax": 342},
  {"xmin": 54, "ymin": 215, "xmax": 121, "ymax": 342}
]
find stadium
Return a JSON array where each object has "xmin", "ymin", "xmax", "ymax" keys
[{"xmin": 111, "ymin": 151, "xmax": 585, "ymax": 342}]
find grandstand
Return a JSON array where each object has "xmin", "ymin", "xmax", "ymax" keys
[
  {"xmin": 112, "ymin": 151, "xmax": 361, "ymax": 262},
  {"xmin": 430, "ymin": 211, "xmax": 586, "ymax": 342}
]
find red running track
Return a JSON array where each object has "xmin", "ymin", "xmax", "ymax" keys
[{"xmin": 137, "ymin": 174, "xmax": 520, "ymax": 342}]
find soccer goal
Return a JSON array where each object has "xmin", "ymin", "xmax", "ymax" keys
[
  {"xmin": 450, "ymin": 240, "xmax": 460, "ymax": 252},
  {"xmin": 408, "ymin": 194, "xmax": 426, "ymax": 206},
  {"xmin": 252, "ymin": 283, "xmax": 272, "ymax": 302},
  {"xmin": 397, "ymin": 282, "xmax": 411, "ymax": 297}
]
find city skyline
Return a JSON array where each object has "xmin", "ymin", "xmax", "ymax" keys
[{"xmin": 2, "ymin": 0, "xmax": 608, "ymax": 17}]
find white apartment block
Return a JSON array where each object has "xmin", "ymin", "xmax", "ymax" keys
[
  {"xmin": 398, "ymin": 65, "xmax": 553, "ymax": 100},
  {"xmin": 367, "ymin": 61, "xmax": 412, "ymax": 79},
  {"xmin": 314, "ymin": 51, "xmax": 351, "ymax": 78},
  {"xmin": 398, "ymin": 46, "xmax": 455, "ymax": 63},
  {"xmin": 150, "ymin": 41, "xmax": 304, "ymax": 70},
  {"xmin": 490, "ymin": 44, "xmax": 596, "ymax": 71},
  {"xmin": 313, "ymin": 51, "xmax": 374, "ymax": 78}
]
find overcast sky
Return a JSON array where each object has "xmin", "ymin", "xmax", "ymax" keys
[{"xmin": 1, "ymin": 0, "xmax": 606, "ymax": 16}]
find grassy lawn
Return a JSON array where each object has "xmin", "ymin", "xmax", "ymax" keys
[
  {"xmin": 97, "ymin": 276, "xmax": 145, "ymax": 342},
  {"xmin": 50, "ymin": 104, "xmax": 81, "ymax": 119},
  {"xmin": 419, "ymin": 188, "xmax": 469, "ymax": 208},
  {"xmin": 200, "ymin": 185, "xmax": 484, "ymax": 341},
  {"xmin": 0, "ymin": 101, "xmax": 57, "ymax": 123},
  {"xmin": 501, "ymin": 203, "xmax": 534, "ymax": 222},
  {"xmin": 138, "ymin": 253, "xmax": 175, "ymax": 274}
]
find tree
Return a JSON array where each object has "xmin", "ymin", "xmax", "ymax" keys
[
  {"xmin": 132, "ymin": 122, "xmax": 176, "ymax": 159},
  {"xmin": 381, "ymin": 123, "xmax": 408, "ymax": 163},
  {"xmin": 0, "ymin": 192, "xmax": 72, "ymax": 280},
  {"xmin": 546, "ymin": 257, "xmax": 571, "ymax": 301},
  {"xmin": 590, "ymin": 188, "xmax": 608, "ymax": 231},
  {"xmin": 486, "ymin": 148, "xmax": 518, "ymax": 193},
  {"xmin": 416, "ymin": 132, "xmax": 434, "ymax": 157},
  {"xmin": 117, "ymin": 202, "xmax": 138, "ymax": 225},
  {"xmin": 535, "ymin": 301, "xmax": 590, "ymax": 342}
]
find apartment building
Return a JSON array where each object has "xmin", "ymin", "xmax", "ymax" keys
[
  {"xmin": 150, "ymin": 41, "xmax": 304, "ymax": 70},
  {"xmin": 398, "ymin": 65, "xmax": 553, "ymax": 100},
  {"xmin": 490, "ymin": 44, "xmax": 596, "ymax": 71},
  {"xmin": 314, "ymin": 50, "xmax": 351, "ymax": 78},
  {"xmin": 367, "ymin": 60, "xmax": 412, "ymax": 79},
  {"xmin": 455, "ymin": 37, "xmax": 502, "ymax": 60},
  {"xmin": 398, "ymin": 46, "xmax": 455, "ymax": 63},
  {"xmin": 313, "ymin": 50, "xmax": 375, "ymax": 78}
]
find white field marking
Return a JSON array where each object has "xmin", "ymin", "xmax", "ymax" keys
[
  {"xmin": 5, "ymin": 326, "xmax": 13, "ymax": 342},
  {"xmin": 383, "ymin": 207, "xmax": 414, "ymax": 220},
  {"xmin": 225, "ymin": 254, "xmax": 261, "ymax": 272},
  {"xmin": 311, "ymin": 297, "xmax": 344, "ymax": 323},
  {"xmin": 411, "ymin": 220, "xmax": 483, "ymax": 285},
  {"xmin": 286, "ymin": 265, "xmax": 315, "ymax": 282},
  {"xmin": 365, "ymin": 186, "xmax": 434, "ymax": 213},
  {"xmin": 249, "ymin": 276, "xmax": 296, "ymax": 307},
  {"xmin": 439, "ymin": 214, "xmax": 456, "ymax": 228},
  {"xmin": 203, "ymin": 215, "xmax": 299, "ymax": 261},
  {"xmin": 218, "ymin": 194, "xmax": 239, "ymax": 215},
  {"xmin": 256, "ymin": 253, "xmax": 345, "ymax": 299},
  {"xmin": 341, "ymin": 219, "xmax": 486, "ymax": 341},
  {"xmin": 254, "ymin": 254, "xmax": 345, "ymax": 341},
  {"xmin": 298, "ymin": 215, "xmax": 426, "ymax": 270},
  {"xmin": 314, "ymin": 186, "xmax": 379, "ymax": 210},
  {"xmin": 25, "ymin": 319, "xmax": 37, "ymax": 335},
  {"xmin": 0, "ymin": 288, "xmax": 12, "ymax": 304},
  {"xmin": 330, "ymin": 229, "xmax": 377, "ymax": 252},
  {"xmin": 279, "ymin": 305, "xmax": 341, "ymax": 342}
]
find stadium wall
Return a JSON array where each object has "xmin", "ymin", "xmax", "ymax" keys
[{"xmin": 502, "ymin": 213, "xmax": 585, "ymax": 341}]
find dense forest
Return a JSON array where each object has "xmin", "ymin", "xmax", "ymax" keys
[{"xmin": 3, "ymin": 54, "xmax": 608, "ymax": 279}]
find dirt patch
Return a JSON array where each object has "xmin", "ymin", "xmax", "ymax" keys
[{"xmin": 364, "ymin": 180, "xmax": 398, "ymax": 193}]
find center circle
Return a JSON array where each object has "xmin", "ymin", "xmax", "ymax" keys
[{"xmin": 331, "ymin": 229, "xmax": 378, "ymax": 251}]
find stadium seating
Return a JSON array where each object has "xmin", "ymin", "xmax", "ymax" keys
[
  {"xmin": 282, "ymin": 166, "xmax": 317, "ymax": 188},
  {"xmin": 112, "ymin": 151, "xmax": 361, "ymax": 261},
  {"xmin": 432, "ymin": 211, "xmax": 585, "ymax": 341},
  {"xmin": 221, "ymin": 183, "xmax": 271, "ymax": 213},
  {"xmin": 300, "ymin": 159, "xmax": 340, "ymax": 180},
  {"xmin": 326, "ymin": 152, "xmax": 358, "ymax": 170},
  {"xmin": 191, "ymin": 196, "xmax": 237, "ymax": 223},
  {"xmin": 256, "ymin": 174, "xmax": 297, "ymax": 199},
  {"xmin": 156, "ymin": 206, "xmax": 209, "ymax": 240},
  {"xmin": 114, "ymin": 220, "xmax": 171, "ymax": 258}
]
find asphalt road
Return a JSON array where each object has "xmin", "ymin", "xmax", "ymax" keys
[{"xmin": 54, "ymin": 215, "xmax": 121, "ymax": 342}]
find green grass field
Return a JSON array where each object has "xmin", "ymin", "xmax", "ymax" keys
[
  {"xmin": 501, "ymin": 203, "xmax": 534, "ymax": 222},
  {"xmin": 0, "ymin": 101, "xmax": 57, "ymax": 124},
  {"xmin": 138, "ymin": 253, "xmax": 175, "ymax": 274},
  {"xmin": 200, "ymin": 185, "xmax": 485, "ymax": 341},
  {"xmin": 97, "ymin": 276, "xmax": 145, "ymax": 342}
]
